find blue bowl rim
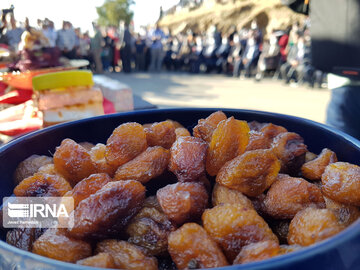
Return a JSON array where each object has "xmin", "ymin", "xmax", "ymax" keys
[{"xmin": 0, "ymin": 107, "xmax": 360, "ymax": 270}]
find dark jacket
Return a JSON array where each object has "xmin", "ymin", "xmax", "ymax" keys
[{"xmin": 283, "ymin": 0, "xmax": 360, "ymax": 79}]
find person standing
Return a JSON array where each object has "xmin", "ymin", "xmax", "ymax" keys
[
  {"xmin": 5, "ymin": 14, "xmax": 23, "ymax": 52},
  {"xmin": 149, "ymin": 24, "xmax": 164, "ymax": 72},
  {"xmin": 56, "ymin": 21, "xmax": 76, "ymax": 59},
  {"xmin": 135, "ymin": 34, "xmax": 146, "ymax": 71},
  {"xmin": 283, "ymin": 0, "xmax": 360, "ymax": 140},
  {"xmin": 120, "ymin": 22, "xmax": 132, "ymax": 73},
  {"xmin": 42, "ymin": 19, "xmax": 57, "ymax": 48},
  {"xmin": 90, "ymin": 23, "xmax": 103, "ymax": 74}
]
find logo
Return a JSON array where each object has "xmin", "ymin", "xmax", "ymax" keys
[
  {"xmin": 3, "ymin": 197, "xmax": 74, "ymax": 229},
  {"xmin": 7, "ymin": 203, "xmax": 29, "ymax": 218}
]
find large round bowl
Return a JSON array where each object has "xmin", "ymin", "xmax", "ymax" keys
[{"xmin": 1, "ymin": 108, "xmax": 360, "ymax": 270}]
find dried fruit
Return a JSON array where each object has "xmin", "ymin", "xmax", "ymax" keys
[
  {"xmin": 69, "ymin": 173, "xmax": 112, "ymax": 209},
  {"xmin": 168, "ymin": 223, "xmax": 229, "ymax": 269},
  {"xmin": 168, "ymin": 136, "xmax": 207, "ymax": 182},
  {"xmin": 324, "ymin": 196, "xmax": 360, "ymax": 226},
  {"xmin": 145, "ymin": 120, "xmax": 176, "ymax": 149},
  {"xmin": 245, "ymin": 123, "xmax": 287, "ymax": 151},
  {"xmin": 301, "ymin": 148, "xmax": 337, "ymax": 180},
  {"xmin": 278, "ymin": 244, "xmax": 302, "ymax": 255},
  {"xmin": 260, "ymin": 123, "xmax": 287, "ymax": 140},
  {"xmin": 126, "ymin": 196, "xmax": 176, "ymax": 256},
  {"xmin": 175, "ymin": 127, "xmax": 191, "ymax": 138},
  {"xmin": 90, "ymin": 143, "xmax": 117, "ymax": 176},
  {"xmin": 202, "ymin": 204, "xmax": 278, "ymax": 261},
  {"xmin": 167, "ymin": 119, "xmax": 184, "ymax": 129},
  {"xmin": 37, "ymin": 164, "xmax": 66, "ymax": 181},
  {"xmin": 14, "ymin": 172, "xmax": 71, "ymax": 197},
  {"xmin": 250, "ymin": 193, "xmax": 268, "ymax": 217},
  {"xmin": 245, "ymin": 131, "xmax": 272, "ymax": 151},
  {"xmin": 206, "ymin": 117, "xmax": 250, "ymax": 176},
  {"xmin": 268, "ymin": 219, "xmax": 290, "ymax": 244},
  {"xmin": 288, "ymin": 208, "xmax": 344, "ymax": 246},
  {"xmin": 114, "ymin": 146, "xmax": 170, "ymax": 184},
  {"xmin": 68, "ymin": 180, "xmax": 145, "ymax": 238},
  {"xmin": 264, "ymin": 174, "xmax": 325, "ymax": 219},
  {"xmin": 96, "ymin": 239, "xmax": 158, "ymax": 270},
  {"xmin": 13, "ymin": 155, "xmax": 53, "ymax": 185},
  {"xmin": 157, "ymin": 182, "xmax": 208, "ymax": 225},
  {"xmin": 305, "ymin": 151, "xmax": 317, "ymax": 162},
  {"xmin": 193, "ymin": 110, "xmax": 227, "ymax": 143},
  {"xmin": 216, "ymin": 149, "xmax": 280, "ymax": 197},
  {"xmin": 54, "ymin": 138, "xmax": 96, "ymax": 186},
  {"xmin": 6, "ymin": 228, "xmax": 44, "ymax": 251},
  {"xmin": 247, "ymin": 121, "xmax": 267, "ymax": 131},
  {"xmin": 212, "ymin": 183, "xmax": 254, "ymax": 209},
  {"xmin": 322, "ymin": 162, "xmax": 360, "ymax": 206},
  {"xmin": 32, "ymin": 228, "xmax": 92, "ymax": 263},
  {"xmin": 79, "ymin": 142, "xmax": 95, "ymax": 151},
  {"xmin": 233, "ymin": 240, "xmax": 280, "ymax": 265},
  {"xmin": 271, "ymin": 132, "xmax": 307, "ymax": 175},
  {"xmin": 105, "ymin": 122, "xmax": 147, "ymax": 168},
  {"xmin": 76, "ymin": 253, "xmax": 116, "ymax": 268}
]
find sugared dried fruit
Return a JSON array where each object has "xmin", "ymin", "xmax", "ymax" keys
[
  {"xmin": 6, "ymin": 228, "xmax": 44, "ymax": 251},
  {"xmin": 206, "ymin": 117, "xmax": 250, "ymax": 176},
  {"xmin": 288, "ymin": 208, "xmax": 344, "ymax": 246},
  {"xmin": 322, "ymin": 162, "xmax": 360, "ymax": 206},
  {"xmin": 168, "ymin": 223, "xmax": 229, "ymax": 269},
  {"xmin": 233, "ymin": 240, "xmax": 280, "ymax": 265},
  {"xmin": 32, "ymin": 228, "xmax": 91, "ymax": 263},
  {"xmin": 145, "ymin": 120, "xmax": 176, "ymax": 149},
  {"xmin": 168, "ymin": 136, "xmax": 207, "ymax": 182},
  {"xmin": 202, "ymin": 204, "xmax": 278, "ymax": 261},
  {"xmin": 76, "ymin": 253, "xmax": 116, "ymax": 268},
  {"xmin": 14, "ymin": 173, "xmax": 71, "ymax": 197},
  {"xmin": 305, "ymin": 152, "xmax": 317, "ymax": 163},
  {"xmin": 175, "ymin": 127, "xmax": 191, "ymax": 138},
  {"xmin": 96, "ymin": 239, "xmax": 158, "ymax": 270},
  {"xmin": 167, "ymin": 119, "xmax": 184, "ymax": 129},
  {"xmin": 268, "ymin": 220, "xmax": 290, "ymax": 244},
  {"xmin": 54, "ymin": 139, "xmax": 96, "ymax": 186},
  {"xmin": 245, "ymin": 123, "xmax": 287, "ymax": 151},
  {"xmin": 193, "ymin": 111, "xmax": 227, "ymax": 143},
  {"xmin": 13, "ymin": 155, "xmax": 53, "ymax": 185},
  {"xmin": 37, "ymin": 164, "xmax": 63, "ymax": 177},
  {"xmin": 69, "ymin": 173, "xmax": 112, "ymax": 209},
  {"xmin": 216, "ymin": 149, "xmax": 280, "ymax": 197},
  {"xmin": 68, "ymin": 180, "xmax": 145, "ymax": 238},
  {"xmin": 157, "ymin": 182, "xmax": 208, "ymax": 225},
  {"xmin": 114, "ymin": 146, "xmax": 170, "ymax": 184},
  {"xmin": 260, "ymin": 123, "xmax": 287, "ymax": 140},
  {"xmin": 264, "ymin": 174, "xmax": 325, "ymax": 219},
  {"xmin": 212, "ymin": 183, "xmax": 254, "ymax": 209},
  {"xmin": 324, "ymin": 196, "xmax": 360, "ymax": 226},
  {"xmin": 90, "ymin": 143, "xmax": 117, "ymax": 176},
  {"xmin": 79, "ymin": 142, "xmax": 95, "ymax": 151},
  {"xmin": 271, "ymin": 132, "xmax": 307, "ymax": 175},
  {"xmin": 126, "ymin": 197, "xmax": 176, "ymax": 256},
  {"xmin": 105, "ymin": 122, "xmax": 147, "ymax": 168},
  {"xmin": 278, "ymin": 244, "xmax": 302, "ymax": 255},
  {"xmin": 301, "ymin": 148, "xmax": 337, "ymax": 180},
  {"xmin": 245, "ymin": 131, "xmax": 272, "ymax": 151}
]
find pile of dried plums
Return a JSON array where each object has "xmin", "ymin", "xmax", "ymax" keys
[{"xmin": 6, "ymin": 111, "xmax": 360, "ymax": 269}]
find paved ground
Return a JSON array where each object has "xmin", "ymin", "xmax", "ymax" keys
[{"xmin": 106, "ymin": 72, "xmax": 331, "ymax": 124}]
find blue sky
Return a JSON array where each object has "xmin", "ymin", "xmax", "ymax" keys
[{"xmin": 1, "ymin": 0, "xmax": 180, "ymax": 32}]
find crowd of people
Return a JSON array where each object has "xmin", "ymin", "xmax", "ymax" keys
[{"xmin": 0, "ymin": 12, "xmax": 326, "ymax": 88}]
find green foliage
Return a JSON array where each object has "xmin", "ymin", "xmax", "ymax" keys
[{"xmin": 96, "ymin": 0, "xmax": 134, "ymax": 27}]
